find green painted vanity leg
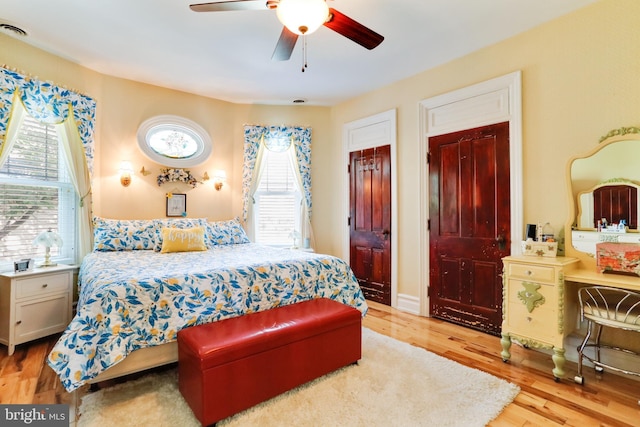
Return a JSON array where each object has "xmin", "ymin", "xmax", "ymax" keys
[
  {"xmin": 500, "ymin": 333, "xmax": 512, "ymax": 362},
  {"xmin": 552, "ymin": 347, "xmax": 566, "ymax": 380}
]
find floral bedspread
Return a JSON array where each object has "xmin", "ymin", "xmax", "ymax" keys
[{"xmin": 48, "ymin": 244, "xmax": 367, "ymax": 392}]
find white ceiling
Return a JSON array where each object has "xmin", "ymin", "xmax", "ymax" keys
[{"xmin": 1, "ymin": 0, "xmax": 597, "ymax": 106}]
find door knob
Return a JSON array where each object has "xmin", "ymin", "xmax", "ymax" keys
[
  {"xmin": 382, "ymin": 229, "xmax": 390, "ymax": 240},
  {"xmin": 496, "ymin": 234, "xmax": 507, "ymax": 250}
]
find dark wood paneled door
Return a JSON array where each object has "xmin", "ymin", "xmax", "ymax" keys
[
  {"xmin": 593, "ymin": 185, "xmax": 637, "ymax": 229},
  {"xmin": 349, "ymin": 145, "xmax": 392, "ymax": 305},
  {"xmin": 428, "ymin": 122, "xmax": 510, "ymax": 335}
]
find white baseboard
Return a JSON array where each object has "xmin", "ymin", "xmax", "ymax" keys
[{"xmin": 396, "ymin": 293, "xmax": 421, "ymax": 315}]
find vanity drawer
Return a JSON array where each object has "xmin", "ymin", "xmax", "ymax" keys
[
  {"xmin": 505, "ymin": 290, "xmax": 557, "ymax": 344},
  {"xmin": 507, "ymin": 279, "xmax": 556, "ymax": 307},
  {"xmin": 15, "ymin": 272, "xmax": 70, "ymax": 299},
  {"xmin": 506, "ymin": 263, "xmax": 555, "ymax": 284}
]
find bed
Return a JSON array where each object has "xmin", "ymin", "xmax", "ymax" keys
[{"xmin": 47, "ymin": 217, "xmax": 368, "ymax": 392}]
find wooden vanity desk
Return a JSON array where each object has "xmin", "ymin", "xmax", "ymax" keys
[
  {"xmin": 502, "ymin": 127, "xmax": 640, "ymax": 381},
  {"xmin": 549, "ymin": 126, "xmax": 640, "ymax": 380},
  {"xmin": 500, "ymin": 255, "xmax": 640, "ymax": 381}
]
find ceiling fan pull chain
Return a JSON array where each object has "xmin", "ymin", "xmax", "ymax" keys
[{"xmin": 302, "ymin": 34, "xmax": 308, "ymax": 72}]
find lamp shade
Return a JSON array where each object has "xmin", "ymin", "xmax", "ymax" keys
[
  {"xmin": 276, "ymin": 0, "xmax": 329, "ymax": 36},
  {"xmin": 33, "ymin": 229, "xmax": 63, "ymax": 248},
  {"xmin": 213, "ymin": 170, "xmax": 227, "ymax": 183},
  {"xmin": 119, "ymin": 160, "xmax": 133, "ymax": 174}
]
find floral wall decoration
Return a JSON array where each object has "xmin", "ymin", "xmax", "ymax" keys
[{"xmin": 157, "ymin": 168, "xmax": 199, "ymax": 188}]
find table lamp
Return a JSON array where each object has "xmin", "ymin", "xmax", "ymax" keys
[{"xmin": 33, "ymin": 229, "xmax": 63, "ymax": 267}]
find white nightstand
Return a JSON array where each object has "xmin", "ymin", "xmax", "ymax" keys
[{"xmin": 0, "ymin": 264, "xmax": 75, "ymax": 355}]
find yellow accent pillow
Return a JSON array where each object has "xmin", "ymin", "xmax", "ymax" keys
[{"xmin": 160, "ymin": 226, "xmax": 207, "ymax": 253}]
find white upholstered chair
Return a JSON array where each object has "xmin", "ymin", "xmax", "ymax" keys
[{"xmin": 574, "ymin": 286, "xmax": 640, "ymax": 405}]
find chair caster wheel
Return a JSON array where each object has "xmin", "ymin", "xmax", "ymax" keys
[
  {"xmin": 554, "ymin": 376, "xmax": 560, "ymax": 383},
  {"xmin": 595, "ymin": 365, "xmax": 604, "ymax": 374},
  {"xmin": 574, "ymin": 376, "xmax": 584, "ymax": 385}
]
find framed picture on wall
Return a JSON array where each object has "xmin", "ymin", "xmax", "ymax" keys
[{"xmin": 166, "ymin": 193, "xmax": 187, "ymax": 217}]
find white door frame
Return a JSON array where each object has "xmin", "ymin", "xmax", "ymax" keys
[
  {"xmin": 418, "ymin": 71, "xmax": 523, "ymax": 317},
  {"xmin": 342, "ymin": 109, "xmax": 398, "ymax": 307}
]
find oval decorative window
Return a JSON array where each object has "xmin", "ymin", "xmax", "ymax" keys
[{"xmin": 137, "ymin": 115, "xmax": 212, "ymax": 167}]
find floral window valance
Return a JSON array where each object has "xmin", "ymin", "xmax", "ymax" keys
[{"xmin": 0, "ymin": 66, "xmax": 96, "ymax": 177}]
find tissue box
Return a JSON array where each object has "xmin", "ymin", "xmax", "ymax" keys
[
  {"xmin": 596, "ymin": 242, "xmax": 640, "ymax": 276},
  {"xmin": 521, "ymin": 240, "xmax": 558, "ymax": 257}
]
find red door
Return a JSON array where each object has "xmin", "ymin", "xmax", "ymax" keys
[
  {"xmin": 349, "ymin": 145, "xmax": 392, "ymax": 305},
  {"xmin": 428, "ymin": 122, "xmax": 510, "ymax": 335},
  {"xmin": 593, "ymin": 185, "xmax": 637, "ymax": 229}
]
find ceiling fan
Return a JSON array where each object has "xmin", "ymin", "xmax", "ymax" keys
[{"xmin": 189, "ymin": 0, "xmax": 384, "ymax": 62}]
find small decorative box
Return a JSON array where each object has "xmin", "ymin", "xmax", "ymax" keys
[
  {"xmin": 521, "ymin": 240, "xmax": 558, "ymax": 257},
  {"xmin": 596, "ymin": 242, "xmax": 640, "ymax": 276}
]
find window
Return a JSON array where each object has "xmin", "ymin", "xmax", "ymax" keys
[
  {"xmin": 0, "ymin": 115, "xmax": 77, "ymax": 269},
  {"xmin": 137, "ymin": 115, "xmax": 212, "ymax": 167},
  {"xmin": 253, "ymin": 148, "xmax": 302, "ymax": 246}
]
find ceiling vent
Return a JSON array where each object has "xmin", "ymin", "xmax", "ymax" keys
[{"xmin": 0, "ymin": 21, "xmax": 28, "ymax": 36}]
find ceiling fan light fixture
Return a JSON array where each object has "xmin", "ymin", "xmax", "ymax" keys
[{"xmin": 276, "ymin": 0, "xmax": 329, "ymax": 35}]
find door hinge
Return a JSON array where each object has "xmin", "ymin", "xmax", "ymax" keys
[
  {"xmin": 427, "ymin": 151, "xmax": 431, "ymax": 164},
  {"xmin": 347, "ymin": 164, "xmax": 351, "ymax": 174},
  {"xmin": 347, "ymin": 216, "xmax": 351, "ymax": 226},
  {"xmin": 427, "ymin": 219, "xmax": 430, "ymax": 230}
]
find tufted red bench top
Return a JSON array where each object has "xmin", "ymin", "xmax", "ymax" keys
[{"xmin": 178, "ymin": 298, "xmax": 361, "ymax": 370}]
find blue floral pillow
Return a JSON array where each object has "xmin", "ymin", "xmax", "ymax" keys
[
  {"xmin": 93, "ymin": 217, "xmax": 158, "ymax": 251},
  {"xmin": 153, "ymin": 218, "xmax": 209, "ymax": 251},
  {"xmin": 205, "ymin": 217, "xmax": 251, "ymax": 247}
]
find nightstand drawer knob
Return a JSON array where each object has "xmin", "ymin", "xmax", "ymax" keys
[
  {"xmin": 16, "ymin": 320, "xmax": 22, "ymax": 325},
  {"xmin": 525, "ymin": 270, "xmax": 532, "ymax": 276},
  {"xmin": 526, "ymin": 316, "xmax": 532, "ymax": 322},
  {"xmin": 42, "ymin": 283, "xmax": 48, "ymax": 288}
]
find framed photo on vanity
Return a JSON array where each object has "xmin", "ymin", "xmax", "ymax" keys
[{"xmin": 166, "ymin": 193, "xmax": 187, "ymax": 217}]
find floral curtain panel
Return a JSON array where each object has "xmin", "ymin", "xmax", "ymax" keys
[
  {"xmin": 0, "ymin": 66, "xmax": 97, "ymax": 260},
  {"xmin": 242, "ymin": 125, "xmax": 313, "ymax": 244}
]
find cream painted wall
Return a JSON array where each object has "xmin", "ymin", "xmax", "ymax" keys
[
  {"xmin": 2, "ymin": 0, "xmax": 640, "ymax": 304},
  {"xmin": 330, "ymin": 0, "xmax": 640, "ymax": 299},
  {"xmin": 1, "ymin": 33, "xmax": 334, "ymax": 253}
]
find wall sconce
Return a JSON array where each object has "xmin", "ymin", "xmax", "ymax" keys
[
  {"xmin": 119, "ymin": 161, "xmax": 133, "ymax": 187},
  {"xmin": 201, "ymin": 171, "xmax": 210, "ymax": 183},
  {"xmin": 140, "ymin": 166, "xmax": 151, "ymax": 176},
  {"xmin": 213, "ymin": 170, "xmax": 226, "ymax": 191}
]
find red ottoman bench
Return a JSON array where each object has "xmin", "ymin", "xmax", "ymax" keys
[{"xmin": 177, "ymin": 298, "xmax": 362, "ymax": 426}]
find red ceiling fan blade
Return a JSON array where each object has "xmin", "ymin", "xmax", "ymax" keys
[
  {"xmin": 272, "ymin": 26, "xmax": 298, "ymax": 61},
  {"xmin": 323, "ymin": 8, "xmax": 384, "ymax": 50},
  {"xmin": 190, "ymin": 0, "xmax": 268, "ymax": 12}
]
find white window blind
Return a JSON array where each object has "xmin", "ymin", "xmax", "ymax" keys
[
  {"xmin": 0, "ymin": 115, "xmax": 76, "ymax": 268},
  {"xmin": 253, "ymin": 149, "xmax": 301, "ymax": 246}
]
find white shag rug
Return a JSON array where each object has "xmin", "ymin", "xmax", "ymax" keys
[{"xmin": 77, "ymin": 328, "xmax": 519, "ymax": 427}]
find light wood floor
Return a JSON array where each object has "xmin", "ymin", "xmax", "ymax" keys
[{"xmin": 1, "ymin": 300, "xmax": 639, "ymax": 426}]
